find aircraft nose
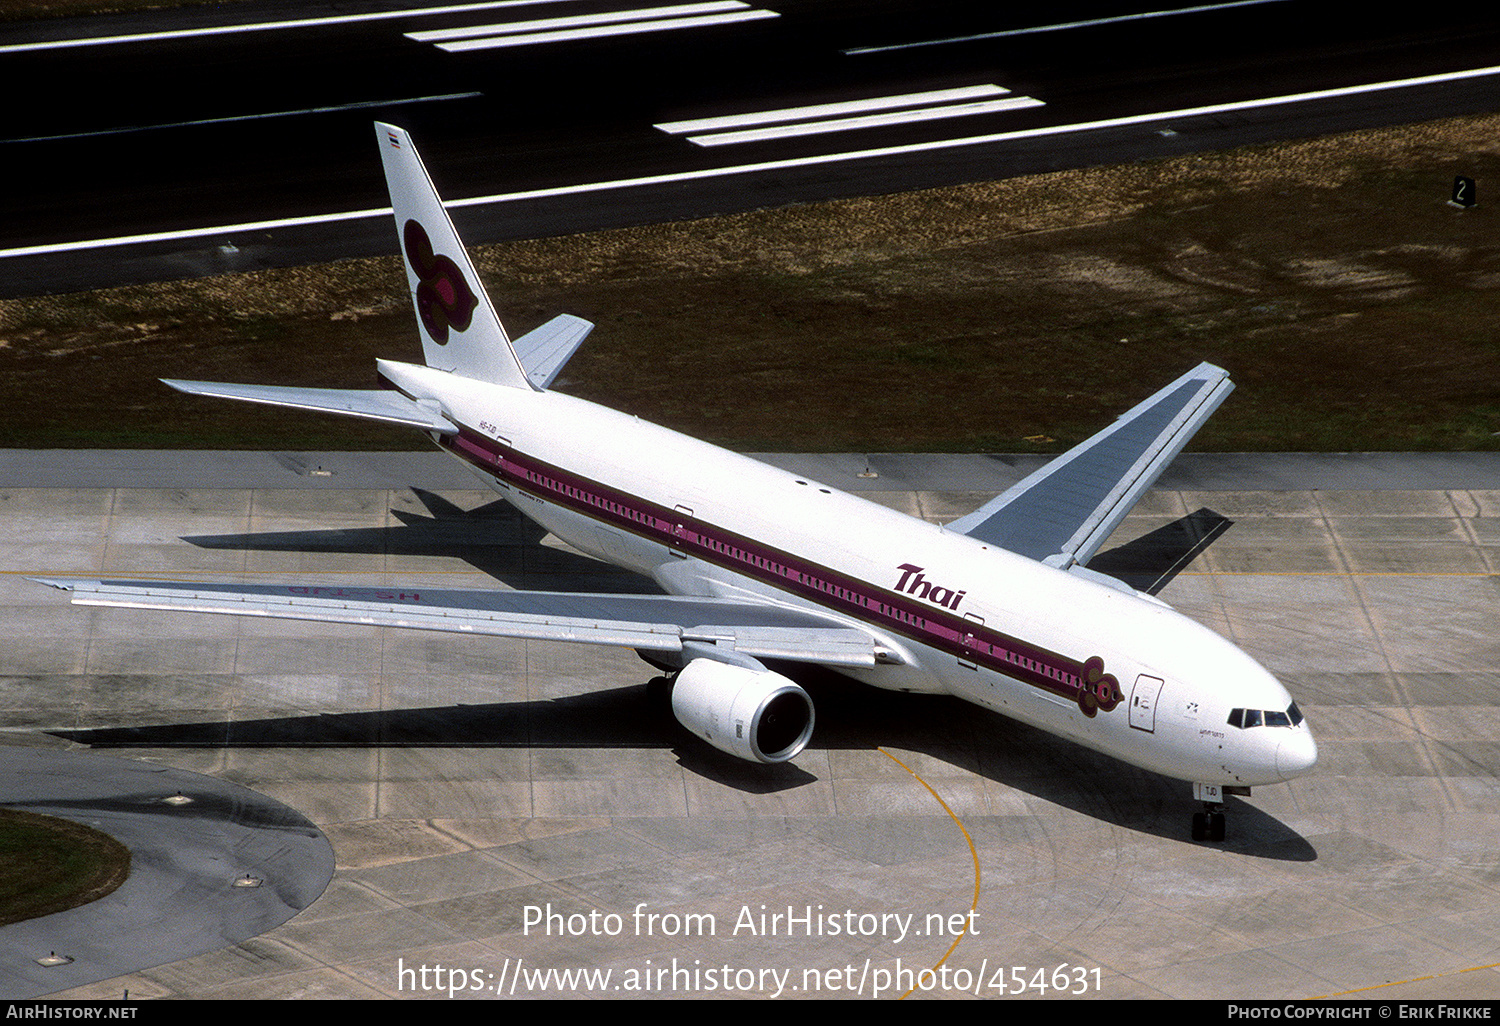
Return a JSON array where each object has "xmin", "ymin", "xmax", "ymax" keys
[{"xmin": 1276, "ymin": 730, "xmax": 1319, "ymax": 779}]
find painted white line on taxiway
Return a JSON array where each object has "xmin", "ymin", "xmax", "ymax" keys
[
  {"xmin": 685, "ymin": 96, "xmax": 1046, "ymax": 147},
  {"xmin": 0, "ymin": 0, "xmax": 561, "ymax": 53},
  {"xmin": 844, "ymin": 0, "xmax": 1292, "ymax": 54},
  {"xmin": 1, "ymin": 93, "xmax": 483, "ymax": 145},
  {"xmin": 655, "ymin": 85, "xmax": 1011, "ymax": 134},
  {"xmin": 407, "ymin": 1, "xmax": 750, "ymax": 42},
  {"xmin": 6, "ymin": 63, "xmax": 1499, "ymax": 261},
  {"xmin": 432, "ymin": 8, "xmax": 777, "ymax": 51}
]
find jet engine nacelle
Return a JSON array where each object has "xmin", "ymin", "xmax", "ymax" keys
[{"xmin": 670, "ymin": 658, "xmax": 814, "ymax": 764}]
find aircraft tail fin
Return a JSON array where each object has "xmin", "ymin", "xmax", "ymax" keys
[{"xmin": 376, "ymin": 122, "xmax": 533, "ymax": 390}]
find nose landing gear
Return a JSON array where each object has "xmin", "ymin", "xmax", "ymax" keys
[
  {"xmin": 1192, "ymin": 805, "xmax": 1226, "ymax": 842},
  {"xmin": 1192, "ymin": 782, "xmax": 1237, "ymax": 842}
]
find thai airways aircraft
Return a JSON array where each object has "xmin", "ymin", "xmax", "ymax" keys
[{"xmin": 38, "ymin": 122, "xmax": 1316, "ymax": 842}]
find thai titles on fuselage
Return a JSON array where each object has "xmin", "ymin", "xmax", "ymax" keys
[{"xmin": 894, "ymin": 563, "xmax": 967, "ymax": 611}]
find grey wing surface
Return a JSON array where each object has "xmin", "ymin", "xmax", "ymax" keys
[
  {"xmin": 158, "ymin": 314, "xmax": 595, "ymax": 431},
  {"xmin": 33, "ymin": 579, "xmax": 893, "ymax": 668},
  {"xmin": 161, "ymin": 379, "xmax": 456, "ymax": 433},
  {"xmin": 946, "ymin": 363, "xmax": 1232, "ymax": 569}
]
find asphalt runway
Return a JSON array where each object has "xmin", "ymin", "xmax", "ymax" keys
[
  {"xmin": 5, "ymin": 2, "xmax": 1500, "ymax": 294},
  {"xmin": 1, "ymin": 450, "xmax": 1498, "ymax": 1000}
]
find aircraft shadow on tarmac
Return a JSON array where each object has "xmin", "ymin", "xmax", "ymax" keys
[
  {"xmin": 184, "ymin": 492, "xmax": 1232, "ymax": 598},
  {"xmin": 1088, "ymin": 508, "xmax": 1234, "ymax": 596},
  {"xmin": 183, "ymin": 489, "xmax": 660, "ymax": 593},
  {"xmin": 103, "ymin": 499, "xmax": 1309, "ymax": 857},
  {"xmin": 51, "ymin": 667, "xmax": 1312, "ymax": 861}
]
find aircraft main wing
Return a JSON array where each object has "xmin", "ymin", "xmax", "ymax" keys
[
  {"xmin": 33, "ymin": 578, "xmax": 894, "ymax": 668},
  {"xmin": 945, "ymin": 363, "xmax": 1232, "ymax": 569}
]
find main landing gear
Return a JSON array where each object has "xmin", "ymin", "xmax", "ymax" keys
[
  {"xmin": 1191, "ymin": 783, "xmax": 1232, "ymax": 842},
  {"xmin": 645, "ymin": 673, "xmax": 675, "ymax": 711}
]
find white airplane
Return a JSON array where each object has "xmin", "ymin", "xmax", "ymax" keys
[{"xmin": 38, "ymin": 122, "xmax": 1316, "ymax": 842}]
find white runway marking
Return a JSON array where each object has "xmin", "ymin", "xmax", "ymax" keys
[
  {"xmin": 682, "ymin": 98, "xmax": 1046, "ymax": 148},
  {"xmin": 844, "ymin": 0, "xmax": 1292, "ymax": 55},
  {"xmin": 7, "ymin": 63, "xmax": 1499, "ymax": 262},
  {"xmin": 0, "ymin": 0, "xmax": 563, "ymax": 54},
  {"xmin": 657, "ymin": 87, "xmax": 1045, "ymax": 147},
  {"xmin": 407, "ymin": 1, "xmax": 752, "ymax": 42},
  {"xmin": 423, "ymin": 7, "xmax": 778, "ymax": 51},
  {"xmin": 0, "ymin": 94, "xmax": 483, "ymax": 145},
  {"xmin": 656, "ymin": 84, "xmax": 1011, "ymax": 133}
]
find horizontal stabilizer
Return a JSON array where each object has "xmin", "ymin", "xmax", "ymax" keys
[
  {"xmin": 512, "ymin": 314, "xmax": 594, "ymax": 389},
  {"xmin": 161, "ymin": 379, "xmax": 455, "ymax": 433},
  {"xmin": 34, "ymin": 578, "xmax": 892, "ymax": 668},
  {"xmin": 947, "ymin": 363, "xmax": 1233, "ymax": 567}
]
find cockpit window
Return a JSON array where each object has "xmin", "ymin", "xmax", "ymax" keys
[{"xmin": 1228, "ymin": 703, "xmax": 1304, "ymax": 729}]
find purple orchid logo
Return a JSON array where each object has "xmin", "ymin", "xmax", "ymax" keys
[{"xmin": 403, "ymin": 220, "xmax": 478, "ymax": 346}]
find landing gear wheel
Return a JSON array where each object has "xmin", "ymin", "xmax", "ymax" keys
[
  {"xmin": 1192, "ymin": 805, "xmax": 1226, "ymax": 842},
  {"xmin": 645, "ymin": 674, "xmax": 674, "ymax": 711}
]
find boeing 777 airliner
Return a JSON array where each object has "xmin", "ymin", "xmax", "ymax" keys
[{"xmin": 38, "ymin": 123, "xmax": 1316, "ymax": 842}]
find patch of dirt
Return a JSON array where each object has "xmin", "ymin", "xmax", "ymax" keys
[{"xmin": 0, "ymin": 0, "xmax": 248, "ymax": 23}]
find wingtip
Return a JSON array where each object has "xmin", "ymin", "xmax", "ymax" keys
[{"xmin": 27, "ymin": 577, "xmax": 77, "ymax": 591}]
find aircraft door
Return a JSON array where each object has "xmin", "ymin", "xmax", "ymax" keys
[
  {"xmin": 671, "ymin": 504, "xmax": 694, "ymax": 547},
  {"xmin": 1129, "ymin": 674, "xmax": 1165, "ymax": 732},
  {"xmin": 958, "ymin": 612, "xmax": 984, "ymax": 670}
]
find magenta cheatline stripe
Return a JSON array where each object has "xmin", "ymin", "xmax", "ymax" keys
[{"xmin": 436, "ymin": 417, "xmax": 1117, "ymax": 713}]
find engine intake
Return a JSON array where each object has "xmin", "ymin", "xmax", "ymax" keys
[{"xmin": 670, "ymin": 658, "xmax": 814, "ymax": 764}]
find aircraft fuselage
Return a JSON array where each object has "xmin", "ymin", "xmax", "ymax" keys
[{"xmin": 380, "ymin": 359, "xmax": 1318, "ymax": 790}]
